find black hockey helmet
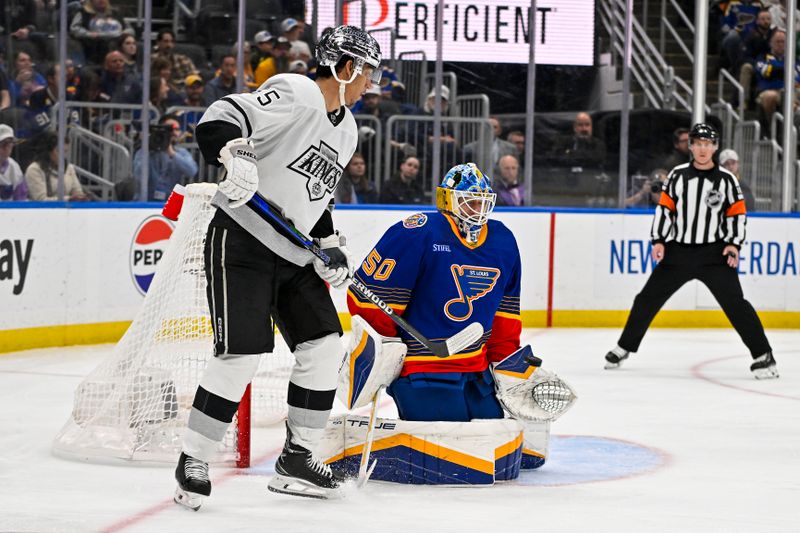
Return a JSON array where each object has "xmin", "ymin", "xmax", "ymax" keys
[{"xmin": 689, "ymin": 123, "xmax": 718, "ymax": 144}]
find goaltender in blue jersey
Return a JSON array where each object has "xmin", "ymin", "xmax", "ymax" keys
[{"xmin": 347, "ymin": 163, "xmax": 523, "ymax": 422}]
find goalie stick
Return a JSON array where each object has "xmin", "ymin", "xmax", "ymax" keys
[
  {"xmin": 356, "ymin": 387, "xmax": 382, "ymax": 488},
  {"xmin": 248, "ymin": 194, "xmax": 483, "ymax": 357}
]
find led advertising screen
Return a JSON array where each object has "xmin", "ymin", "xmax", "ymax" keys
[{"xmin": 308, "ymin": 1, "xmax": 595, "ymax": 66}]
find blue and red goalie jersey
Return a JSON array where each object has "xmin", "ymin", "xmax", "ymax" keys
[{"xmin": 347, "ymin": 211, "xmax": 522, "ymax": 376}]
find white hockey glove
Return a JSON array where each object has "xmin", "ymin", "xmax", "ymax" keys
[
  {"xmin": 217, "ymin": 138, "xmax": 259, "ymax": 208},
  {"xmin": 491, "ymin": 345, "xmax": 578, "ymax": 422},
  {"xmin": 313, "ymin": 233, "xmax": 354, "ymax": 289},
  {"xmin": 337, "ymin": 315, "xmax": 406, "ymax": 409}
]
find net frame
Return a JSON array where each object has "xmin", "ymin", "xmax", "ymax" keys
[{"xmin": 52, "ymin": 184, "xmax": 293, "ymax": 466}]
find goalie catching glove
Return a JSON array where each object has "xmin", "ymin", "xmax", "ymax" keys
[
  {"xmin": 313, "ymin": 233, "xmax": 354, "ymax": 289},
  {"xmin": 491, "ymin": 345, "xmax": 577, "ymax": 422},
  {"xmin": 337, "ymin": 315, "xmax": 406, "ymax": 409},
  {"xmin": 217, "ymin": 138, "xmax": 259, "ymax": 208}
]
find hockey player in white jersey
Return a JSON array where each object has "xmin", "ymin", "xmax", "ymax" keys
[{"xmin": 173, "ymin": 26, "xmax": 381, "ymax": 509}]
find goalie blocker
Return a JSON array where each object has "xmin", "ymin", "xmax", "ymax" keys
[{"xmin": 331, "ymin": 320, "xmax": 577, "ymax": 482}]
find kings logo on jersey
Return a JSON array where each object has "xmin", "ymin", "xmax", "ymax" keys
[
  {"xmin": 130, "ymin": 216, "xmax": 174, "ymax": 295},
  {"xmin": 444, "ymin": 265, "xmax": 501, "ymax": 321},
  {"xmin": 288, "ymin": 140, "xmax": 344, "ymax": 201}
]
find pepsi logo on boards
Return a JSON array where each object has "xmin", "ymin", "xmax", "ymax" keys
[{"xmin": 130, "ymin": 216, "xmax": 173, "ymax": 295}]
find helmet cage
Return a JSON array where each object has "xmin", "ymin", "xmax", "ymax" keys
[{"xmin": 435, "ymin": 163, "xmax": 496, "ymax": 240}]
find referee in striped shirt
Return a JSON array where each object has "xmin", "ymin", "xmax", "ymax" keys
[{"xmin": 605, "ymin": 123, "xmax": 778, "ymax": 379}]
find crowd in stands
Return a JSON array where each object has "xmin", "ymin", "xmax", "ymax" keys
[
  {"xmin": 0, "ymin": 1, "xmax": 767, "ymax": 209},
  {"xmin": 714, "ymin": 1, "xmax": 800, "ymax": 131}
]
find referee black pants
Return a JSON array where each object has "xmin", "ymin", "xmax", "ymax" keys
[{"xmin": 618, "ymin": 242, "xmax": 771, "ymax": 357}]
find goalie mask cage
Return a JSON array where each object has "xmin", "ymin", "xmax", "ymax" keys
[{"xmin": 52, "ymin": 183, "xmax": 294, "ymax": 467}]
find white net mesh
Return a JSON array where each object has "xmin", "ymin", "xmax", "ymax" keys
[{"xmin": 52, "ymin": 183, "xmax": 294, "ymax": 465}]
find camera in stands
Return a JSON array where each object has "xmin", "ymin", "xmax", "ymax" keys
[{"xmin": 149, "ymin": 125, "xmax": 173, "ymax": 152}]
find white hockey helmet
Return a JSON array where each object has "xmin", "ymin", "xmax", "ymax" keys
[{"xmin": 316, "ymin": 25, "xmax": 382, "ymax": 84}]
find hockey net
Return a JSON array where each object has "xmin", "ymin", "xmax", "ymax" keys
[{"xmin": 52, "ymin": 183, "xmax": 294, "ymax": 467}]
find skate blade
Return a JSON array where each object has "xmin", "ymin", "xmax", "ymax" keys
[
  {"xmin": 752, "ymin": 366, "xmax": 779, "ymax": 379},
  {"xmin": 604, "ymin": 360, "xmax": 624, "ymax": 370},
  {"xmin": 174, "ymin": 486, "xmax": 204, "ymax": 511},
  {"xmin": 267, "ymin": 474, "xmax": 344, "ymax": 500}
]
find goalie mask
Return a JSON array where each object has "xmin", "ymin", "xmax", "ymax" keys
[
  {"xmin": 316, "ymin": 25, "xmax": 382, "ymax": 106},
  {"xmin": 436, "ymin": 163, "xmax": 496, "ymax": 243}
]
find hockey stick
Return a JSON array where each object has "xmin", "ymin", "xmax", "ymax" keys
[
  {"xmin": 356, "ymin": 387, "xmax": 382, "ymax": 488},
  {"xmin": 248, "ymin": 194, "xmax": 483, "ymax": 357}
]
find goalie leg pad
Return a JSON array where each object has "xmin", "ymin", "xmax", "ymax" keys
[
  {"xmin": 520, "ymin": 420, "xmax": 551, "ymax": 469},
  {"xmin": 337, "ymin": 315, "xmax": 405, "ymax": 409},
  {"xmin": 318, "ymin": 416, "xmax": 524, "ymax": 485},
  {"xmin": 386, "ymin": 370, "xmax": 504, "ymax": 422}
]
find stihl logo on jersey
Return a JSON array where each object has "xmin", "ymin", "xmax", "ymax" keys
[{"xmin": 288, "ymin": 141, "xmax": 344, "ymax": 201}]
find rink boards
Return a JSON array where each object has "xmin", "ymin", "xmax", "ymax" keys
[{"xmin": 1, "ymin": 204, "xmax": 799, "ymax": 351}]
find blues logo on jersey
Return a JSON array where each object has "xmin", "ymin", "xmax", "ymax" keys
[{"xmin": 445, "ymin": 265, "xmax": 501, "ymax": 321}]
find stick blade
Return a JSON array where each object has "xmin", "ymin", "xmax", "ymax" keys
[{"xmin": 444, "ymin": 322, "xmax": 484, "ymax": 356}]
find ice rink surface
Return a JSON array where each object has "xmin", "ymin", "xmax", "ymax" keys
[{"xmin": 1, "ymin": 327, "xmax": 798, "ymax": 533}]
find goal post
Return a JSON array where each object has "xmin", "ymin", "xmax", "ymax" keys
[{"xmin": 53, "ymin": 184, "xmax": 293, "ymax": 467}]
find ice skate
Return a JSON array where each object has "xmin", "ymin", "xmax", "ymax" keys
[
  {"xmin": 750, "ymin": 352, "xmax": 779, "ymax": 380},
  {"xmin": 174, "ymin": 452, "xmax": 211, "ymax": 511},
  {"xmin": 268, "ymin": 424, "xmax": 343, "ymax": 500},
  {"xmin": 604, "ymin": 347, "xmax": 630, "ymax": 369}
]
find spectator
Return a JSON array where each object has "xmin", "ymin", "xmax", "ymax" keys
[
  {"xmin": 99, "ymin": 50, "xmax": 141, "ymax": 104},
  {"xmin": 755, "ymin": 30, "xmax": 800, "ymax": 129},
  {"xmin": 252, "ymin": 30, "xmax": 276, "ymax": 71},
  {"xmin": 719, "ymin": 149, "xmax": 756, "ymax": 211},
  {"xmin": 149, "ymin": 76, "xmax": 170, "ymax": 115},
  {"xmin": 8, "ymin": 51, "xmax": 47, "ymax": 107},
  {"xmin": 0, "ymin": 69, "xmax": 10, "ymax": 110},
  {"xmin": 625, "ymin": 168, "xmax": 668, "ymax": 208},
  {"xmin": 7, "ymin": 1, "xmax": 51, "ymax": 60},
  {"xmin": 661, "ymin": 127, "xmax": 690, "ymax": 170},
  {"xmin": 494, "ymin": 154, "xmax": 525, "ymax": 206},
  {"xmin": 280, "ymin": 17, "xmax": 312, "ymax": 62},
  {"xmin": 116, "ymin": 33, "xmax": 140, "ymax": 76},
  {"xmin": 151, "ymin": 56, "xmax": 184, "ymax": 107},
  {"xmin": 740, "ymin": 9, "xmax": 774, "ymax": 110},
  {"xmin": 463, "ymin": 116, "xmax": 518, "ymax": 173},
  {"xmin": 176, "ymin": 74, "xmax": 205, "ymax": 141},
  {"xmin": 232, "ymin": 41, "xmax": 257, "ymax": 90},
  {"xmin": 767, "ymin": 0, "xmax": 800, "ymax": 31},
  {"xmin": 133, "ymin": 114, "xmax": 198, "ymax": 201},
  {"xmin": 414, "ymin": 86, "xmax": 461, "ymax": 177},
  {"xmin": 153, "ymin": 29, "xmax": 197, "ymax": 89},
  {"xmin": 0, "ymin": 125, "xmax": 27, "ymax": 201},
  {"xmin": 25, "ymin": 132, "xmax": 88, "ymax": 201},
  {"xmin": 506, "ymin": 130, "xmax": 526, "ymax": 166},
  {"xmin": 289, "ymin": 60, "xmax": 308, "ymax": 75},
  {"xmin": 204, "ymin": 55, "xmax": 237, "ymax": 105},
  {"xmin": 254, "ymin": 37, "xmax": 292, "ymax": 86},
  {"xmin": 551, "ymin": 112, "xmax": 606, "ymax": 168},
  {"xmin": 336, "ymin": 152, "xmax": 378, "ymax": 204},
  {"xmin": 183, "ymin": 74, "xmax": 204, "ymax": 107},
  {"xmin": 69, "ymin": 0, "xmax": 130, "ymax": 65},
  {"xmin": 720, "ymin": 1, "xmax": 765, "ymax": 75},
  {"xmin": 21, "ymin": 63, "xmax": 64, "ymax": 138},
  {"xmin": 381, "ymin": 156, "xmax": 425, "ymax": 204}
]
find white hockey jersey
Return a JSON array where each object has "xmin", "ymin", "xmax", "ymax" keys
[{"xmin": 198, "ymin": 74, "xmax": 358, "ymax": 264}]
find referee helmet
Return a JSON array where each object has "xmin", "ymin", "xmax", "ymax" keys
[{"xmin": 689, "ymin": 123, "xmax": 718, "ymax": 144}]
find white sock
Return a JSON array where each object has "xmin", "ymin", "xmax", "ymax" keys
[{"xmin": 612, "ymin": 345, "xmax": 629, "ymax": 357}]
